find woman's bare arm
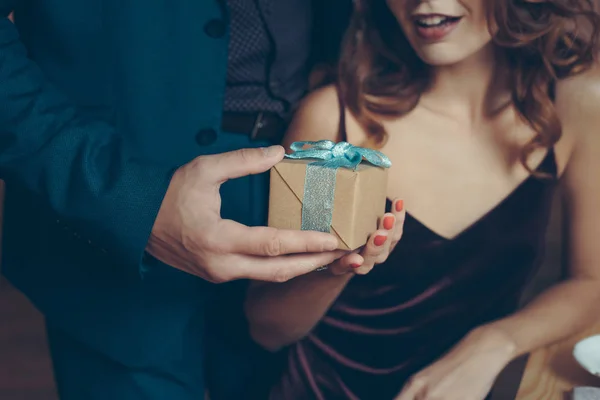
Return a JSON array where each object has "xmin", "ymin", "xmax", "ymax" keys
[
  {"xmin": 477, "ymin": 67, "xmax": 600, "ymax": 357},
  {"xmin": 245, "ymin": 86, "xmax": 404, "ymax": 351}
]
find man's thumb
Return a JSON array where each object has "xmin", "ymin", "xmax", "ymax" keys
[{"xmin": 206, "ymin": 145, "xmax": 285, "ymax": 183}]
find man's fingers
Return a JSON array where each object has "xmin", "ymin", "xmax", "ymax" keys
[
  {"xmin": 202, "ymin": 145, "xmax": 285, "ymax": 183},
  {"xmin": 219, "ymin": 220, "xmax": 339, "ymax": 256},
  {"xmin": 235, "ymin": 251, "xmax": 347, "ymax": 282}
]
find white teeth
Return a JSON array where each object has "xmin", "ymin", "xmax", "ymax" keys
[{"xmin": 417, "ymin": 16, "xmax": 449, "ymax": 26}]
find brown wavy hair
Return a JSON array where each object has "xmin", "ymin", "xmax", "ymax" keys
[{"xmin": 338, "ymin": 0, "xmax": 600, "ymax": 172}]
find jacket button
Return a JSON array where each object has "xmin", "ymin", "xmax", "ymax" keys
[
  {"xmin": 204, "ymin": 19, "xmax": 226, "ymax": 39},
  {"xmin": 195, "ymin": 128, "xmax": 218, "ymax": 146}
]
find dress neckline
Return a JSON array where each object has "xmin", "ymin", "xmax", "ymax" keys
[{"xmin": 386, "ymin": 148, "xmax": 558, "ymax": 242}]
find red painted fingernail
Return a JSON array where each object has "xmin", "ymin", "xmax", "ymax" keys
[
  {"xmin": 374, "ymin": 235, "xmax": 387, "ymax": 246},
  {"xmin": 383, "ymin": 216, "xmax": 394, "ymax": 230},
  {"xmin": 395, "ymin": 199, "xmax": 404, "ymax": 212},
  {"xmin": 351, "ymin": 263, "xmax": 362, "ymax": 269}
]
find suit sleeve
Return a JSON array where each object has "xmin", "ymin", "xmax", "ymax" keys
[{"xmin": 0, "ymin": 6, "xmax": 174, "ymax": 272}]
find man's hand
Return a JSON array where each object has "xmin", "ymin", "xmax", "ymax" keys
[{"xmin": 147, "ymin": 145, "xmax": 342, "ymax": 283}]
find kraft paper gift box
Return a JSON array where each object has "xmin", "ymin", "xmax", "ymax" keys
[{"xmin": 268, "ymin": 141, "xmax": 391, "ymax": 251}]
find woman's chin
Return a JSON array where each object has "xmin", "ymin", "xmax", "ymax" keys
[
  {"xmin": 413, "ymin": 45, "xmax": 468, "ymax": 66},
  {"xmin": 419, "ymin": 49, "xmax": 484, "ymax": 68},
  {"xmin": 415, "ymin": 41, "xmax": 495, "ymax": 68},
  {"xmin": 418, "ymin": 54, "xmax": 464, "ymax": 68}
]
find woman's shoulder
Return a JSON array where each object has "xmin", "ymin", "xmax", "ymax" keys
[
  {"xmin": 283, "ymin": 85, "xmax": 367, "ymax": 147},
  {"xmin": 556, "ymin": 63, "xmax": 600, "ymax": 126},
  {"xmin": 554, "ymin": 63, "xmax": 600, "ymax": 171}
]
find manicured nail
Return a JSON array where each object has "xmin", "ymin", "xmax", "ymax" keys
[
  {"xmin": 383, "ymin": 216, "xmax": 394, "ymax": 230},
  {"xmin": 351, "ymin": 263, "xmax": 362, "ymax": 269},
  {"xmin": 395, "ymin": 199, "xmax": 404, "ymax": 212},
  {"xmin": 374, "ymin": 235, "xmax": 387, "ymax": 246}
]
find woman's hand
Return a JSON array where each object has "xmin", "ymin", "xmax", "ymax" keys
[
  {"xmin": 327, "ymin": 198, "xmax": 405, "ymax": 275},
  {"xmin": 394, "ymin": 327, "xmax": 517, "ymax": 400}
]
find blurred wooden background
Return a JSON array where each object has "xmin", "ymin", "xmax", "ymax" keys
[{"xmin": 0, "ymin": 179, "xmax": 60, "ymax": 400}]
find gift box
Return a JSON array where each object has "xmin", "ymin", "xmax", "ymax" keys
[{"xmin": 268, "ymin": 141, "xmax": 391, "ymax": 250}]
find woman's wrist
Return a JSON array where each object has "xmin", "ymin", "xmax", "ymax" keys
[
  {"xmin": 469, "ymin": 324, "xmax": 519, "ymax": 365},
  {"xmin": 323, "ymin": 267, "xmax": 356, "ymax": 283}
]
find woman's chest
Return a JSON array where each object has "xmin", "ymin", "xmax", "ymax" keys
[{"xmin": 379, "ymin": 112, "xmax": 552, "ymax": 240}]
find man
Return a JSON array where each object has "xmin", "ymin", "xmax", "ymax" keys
[{"xmin": 0, "ymin": 1, "xmax": 351, "ymax": 399}]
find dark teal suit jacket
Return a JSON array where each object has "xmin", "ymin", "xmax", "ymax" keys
[
  {"xmin": 0, "ymin": 0, "xmax": 351, "ymax": 395},
  {"xmin": 1, "ymin": 0, "xmax": 233, "ymax": 367}
]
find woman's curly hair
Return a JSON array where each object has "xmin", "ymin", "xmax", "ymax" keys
[{"xmin": 338, "ymin": 0, "xmax": 600, "ymax": 172}]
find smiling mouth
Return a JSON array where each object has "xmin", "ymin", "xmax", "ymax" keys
[
  {"xmin": 414, "ymin": 15, "xmax": 462, "ymax": 28},
  {"xmin": 412, "ymin": 14, "xmax": 463, "ymax": 41}
]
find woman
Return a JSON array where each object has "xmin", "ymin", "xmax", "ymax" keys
[{"xmin": 245, "ymin": 0, "xmax": 600, "ymax": 399}]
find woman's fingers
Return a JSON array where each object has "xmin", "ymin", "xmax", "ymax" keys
[
  {"xmin": 394, "ymin": 377, "xmax": 428, "ymax": 400},
  {"xmin": 327, "ymin": 251, "xmax": 365, "ymax": 275},
  {"xmin": 324, "ymin": 199, "xmax": 406, "ymax": 276},
  {"xmin": 354, "ymin": 229, "xmax": 388, "ymax": 275},
  {"xmin": 390, "ymin": 199, "xmax": 406, "ymax": 249},
  {"xmin": 375, "ymin": 212, "xmax": 395, "ymax": 264}
]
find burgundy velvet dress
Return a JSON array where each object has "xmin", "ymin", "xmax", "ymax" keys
[{"xmin": 268, "ymin": 148, "xmax": 558, "ymax": 399}]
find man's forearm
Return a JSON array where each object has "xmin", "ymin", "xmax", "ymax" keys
[
  {"xmin": 480, "ymin": 278, "xmax": 600, "ymax": 359},
  {"xmin": 0, "ymin": 12, "xmax": 173, "ymax": 271}
]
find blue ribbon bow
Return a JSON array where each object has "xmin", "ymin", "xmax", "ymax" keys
[
  {"xmin": 285, "ymin": 140, "xmax": 392, "ymax": 170},
  {"xmin": 284, "ymin": 140, "xmax": 391, "ymax": 235}
]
